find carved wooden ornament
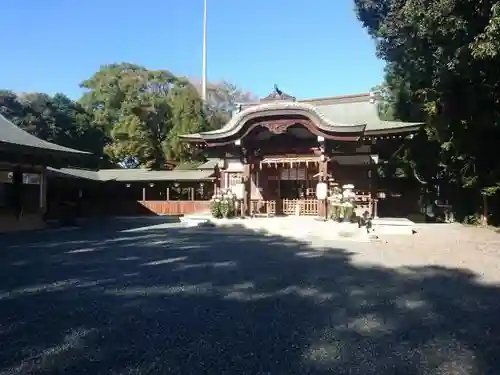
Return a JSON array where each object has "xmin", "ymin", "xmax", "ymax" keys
[{"xmin": 261, "ymin": 122, "xmax": 293, "ymax": 134}]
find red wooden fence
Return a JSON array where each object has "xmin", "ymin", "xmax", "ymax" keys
[{"xmin": 138, "ymin": 200, "xmax": 211, "ymax": 216}]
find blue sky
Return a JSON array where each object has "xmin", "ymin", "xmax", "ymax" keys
[{"xmin": 0, "ymin": 0, "xmax": 385, "ymax": 100}]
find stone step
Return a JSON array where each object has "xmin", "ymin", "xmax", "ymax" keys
[
  {"xmin": 371, "ymin": 217, "xmax": 416, "ymax": 236},
  {"xmin": 180, "ymin": 211, "xmax": 218, "ymax": 226}
]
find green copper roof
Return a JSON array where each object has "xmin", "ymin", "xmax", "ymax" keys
[
  {"xmin": 0, "ymin": 114, "xmax": 91, "ymax": 155},
  {"xmin": 308, "ymin": 95, "xmax": 422, "ymax": 134},
  {"xmin": 181, "ymin": 92, "xmax": 422, "ymax": 141}
]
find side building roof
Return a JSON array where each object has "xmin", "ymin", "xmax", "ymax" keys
[
  {"xmin": 47, "ymin": 167, "xmax": 215, "ymax": 182},
  {"xmin": 0, "ymin": 114, "xmax": 92, "ymax": 156}
]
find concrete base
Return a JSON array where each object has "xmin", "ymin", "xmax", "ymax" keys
[
  {"xmin": 181, "ymin": 214, "xmax": 417, "ymax": 241},
  {"xmin": 371, "ymin": 217, "xmax": 416, "ymax": 235},
  {"xmin": 180, "ymin": 213, "xmax": 211, "ymax": 227},
  {"xmin": 210, "ymin": 216, "xmax": 372, "ymax": 243}
]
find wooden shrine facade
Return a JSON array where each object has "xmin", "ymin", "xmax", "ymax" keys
[
  {"xmin": 181, "ymin": 88, "xmax": 424, "ymax": 218},
  {"xmin": 0, "ymin": 114, "xmax": 93, "ymax": 232},
  {"xmin": 212, "ymin": 140, "xmax": 381, "ymax": 218}
]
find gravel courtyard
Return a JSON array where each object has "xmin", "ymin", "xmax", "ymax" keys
[{"xmin": 1, "ymin": 219, "xmax": 500, "ymax": 374}]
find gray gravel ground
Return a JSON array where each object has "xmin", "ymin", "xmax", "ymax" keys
[{"xmin": 1, "ymin": 219, "xmax": 500, "ymax": 374}]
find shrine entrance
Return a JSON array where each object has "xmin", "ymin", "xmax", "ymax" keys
[{"xmin": 251, "ymin": 157, "xmax": 321, "ymax": 216}]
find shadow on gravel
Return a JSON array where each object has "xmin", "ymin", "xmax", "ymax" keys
[{"xmin": 0, "ymin": 220, "xmax": 499, "ymax": 374}]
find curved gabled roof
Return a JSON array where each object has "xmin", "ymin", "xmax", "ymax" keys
[
  {"xmin": 181, "ymin": 91, "xmax": 422, "ymax": 142},
  {"xmin": 187, "ymin": 100, "xmax": 368, "ymax": 141}
]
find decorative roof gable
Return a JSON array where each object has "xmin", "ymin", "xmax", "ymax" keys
[{"xmin": 260, "ymin": 85, "xmax": 296, "ymax": 102}]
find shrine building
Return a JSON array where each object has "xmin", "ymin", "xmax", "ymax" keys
[
  {"xmin": 180, "ymin": 87, "xmax": 423, "ymax": 218},
  {"xmin": 0, "ymin": 114, "xmax": 92, "ymax": 232}
]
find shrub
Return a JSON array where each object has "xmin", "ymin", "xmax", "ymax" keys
[{"xmin": 210, "ymin": 189, "xmax": 238, "ymax": 219}]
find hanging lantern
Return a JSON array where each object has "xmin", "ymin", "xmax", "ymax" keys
[
  {"xmin": 316, "ymin": 182, "xmax": 328, "ymax": 200},
  {"xmin": 234, "ymin": 182, "xmax": 245, "ymax": 200}
]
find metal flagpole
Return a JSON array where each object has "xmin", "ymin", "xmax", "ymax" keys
[{"xmin": 202, "ymin": 0, "xmax": 207, "ymax": 102}]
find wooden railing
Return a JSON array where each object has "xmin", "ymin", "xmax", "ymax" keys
[
  {"xmin": 353, "ymin": 192, "xmax": 373, "ymax": 216},
  {"xmin": 251, "ymin": 199, "xmax": 319, "ymax": 216},
  {"xmin": 282, "ymin": 199, "xmax": 319, "ymax": 215},
  {"xmin": 139, "ymin": 200, "xmax": 211, "ymax": 216},
  {"xmin": 251, "ymin": 200, "xmax": 276, "ymax": 217}
]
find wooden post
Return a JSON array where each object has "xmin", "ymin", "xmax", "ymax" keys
[
  {"xmin": 190, "ymin": 187, "xmax": 195, "ymax": 201},
  {"xmin": 39, "ymin": 167, "xmax": 47, "ymax": 215},
  {"xmin": 243, "ymin": 164, "xmax": 251, "ymax": 216},
  {"xmin": 368, "ymin": 168, "xmax": 373, "ymax": 216},
  {"xmin": 481, "ymin": 192, "xmax": 488, "ymax": 226},
  {"xmin": 372, "ymin": 169, "xmax": 379, "ymax": 219},
  {"xmin": 142, "ymin": 186, "xmax": 146, "ymax": 201},
  {"xmin": 368, "ymin": 155, "xmax": 379, "ymax": 218},
  {"xmin": 166, "ymin": 187, "xmax": 170, "ymax": 201},
  {"xmin": 214, "ymin": 166, "xmax": 220, "ymax": 196},
  {"xmin": 13, "ymin": 166, "xmax": 23, "ymax": 220},
  {"xmin": 317, "ymin": 156, "xmax": 328, "ymax": 218}
]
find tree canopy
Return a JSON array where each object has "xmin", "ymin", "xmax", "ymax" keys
[
  {"xmin": 0, "ymin": 90, "xmax": 109, "ymax": 164},
  {"xmin": 0, "ymin": 63, "xmax": 255, "ymax": 169},
  {"xmin": 356, "ymin": 0, "xmax": 500, "ymax": 223}
]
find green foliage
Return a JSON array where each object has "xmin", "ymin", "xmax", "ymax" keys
[
  {"xmin": 463, "ymin": 214, "xmax": 482, "ymax": 226},
  {"xmin": 78, "ymin": 64, "xmax": 254, "ymax": 167},
  {"xmin": 327, "ymin": 187, "xmax": 357, "ymax": 222},
  {"xmin": 211, "ymin": 200, "xmax": 223, "ymax": 219},
  {"xmin": 80, "ymin": 63, "xmax": 179, "ymax": 168},
  {"xmin": 0, "ymin": 90, "xmax": 108, "ymax": 166},
  {"xmin": 1, "ymin": 63, "xmax": 254, "ymax": 170},
  {"xmin": 482, "ymin": 184, "xmax": 500, "ymax": 197},
  {"xmin": 166, "ymin": 83, "xmax": 210, "ymax": 162},
  {"xmin": 210, "ymin": 190, "xmax": 238, "ymax": 219},
  {"xmin": 356, "ymin": 0, "xmax": 500, "ymax": 222},
  {"xmin": 174, "ymin": 161, "xmax": 203, "ymax": 170}
]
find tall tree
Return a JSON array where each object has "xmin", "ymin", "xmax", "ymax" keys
[
  {"xmin": 80, "ymin": 64, "xmax": 241, "ymax": 166},
  {"xmin": 355, "ymin": 0, "xmax": 500, "ymax": 221},
  {"xmin": 80, "ymin": 63, "xmax": 178, "ymax": 168},
  {"xmin": 50, "ymin": 93, "xmax": 108, "ymax": 157},
  {"xmin": 0, "ymin": 91, "xmax": 107, "ymax": 162},
  {"xmin": 166, "ymin": 83, "xmax": 210, "ymax": 161},
  {"xmin": 0, "ymin": 90, "xmax": 26, "ymax": 125}
]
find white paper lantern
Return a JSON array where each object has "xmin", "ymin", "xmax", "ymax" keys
[
  {"xmin": 234, "ymin": 183, "xmax": 245, "ymax": 200},
  {"xmin": 316, "ymin": 182, "xmax": 328, "ymax": 200}
]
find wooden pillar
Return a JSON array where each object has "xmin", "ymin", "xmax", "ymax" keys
[
  {"xmin": 243, "ymin": 163, "xmax": 251, "ymax": 216},
  {"xmin": 317, "ymin": 156, "xmax": 328, "ymax": 218},
  {"xmin": 142, "ymin": 186, "xmax": 146, "ymax": 201},
  {"xmin": 368, "ymin": 167, "xmax": 373, "ymax": 216},
  {"xmin": 373, "ymin": 198, "xmax": 379, "ymax": 219},
  {"xmin": 39, "ymin": 167, "xmax": 47, "ymax": 215},
  {"xmin": 13, "ymin": 166, "xmax": 23, "ymax": 219},
  {"xmin": 214, "ymin": 166, "xmax": 220, "ymax": 195},
  {"xmin": 369, "ymin": 155, "xmax": 379, "ymax": 218}
]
